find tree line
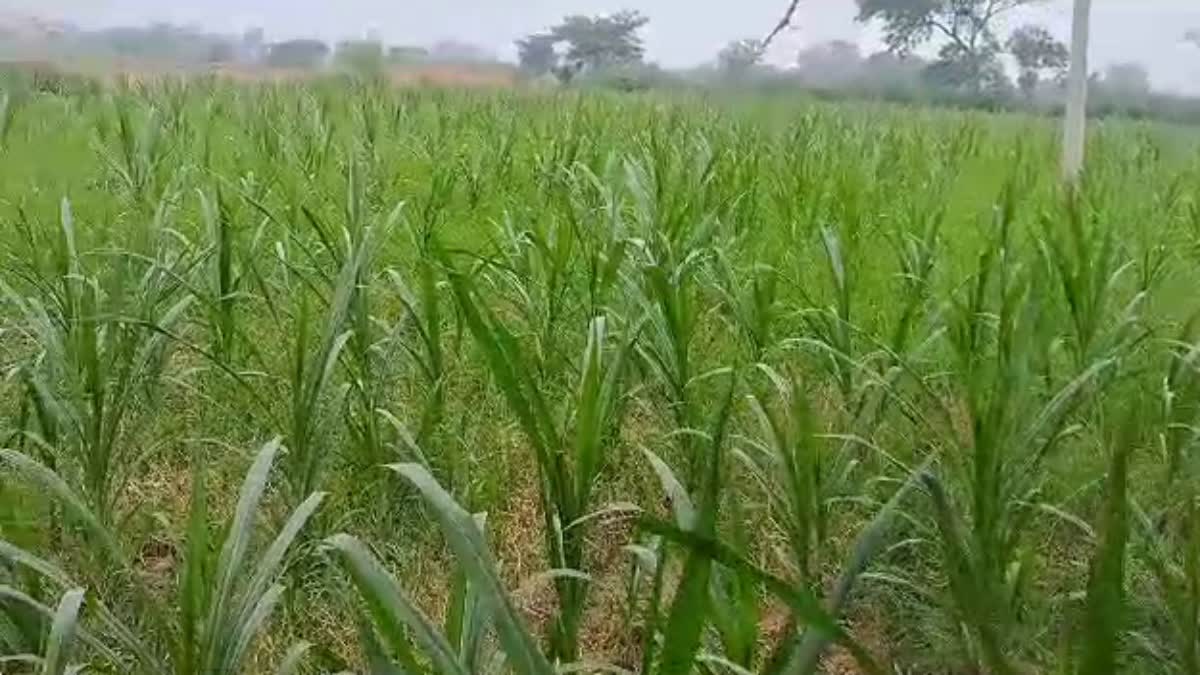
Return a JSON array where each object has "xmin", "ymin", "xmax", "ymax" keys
[
  {"xmin": 514, "ymin": 1, "xmax": 1199, "ymax": 122},
  {"xmin": 3, "ymin": 2, "xmax": 1196, "ymax": 121},
  {"xmin": 0, "ymin": 21, "xmax": 497, "ymax": 72}
]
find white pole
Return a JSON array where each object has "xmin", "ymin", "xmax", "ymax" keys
[{"xmin": 1062, "ymin": 0, "xmax": 1093, "ymax": 184}]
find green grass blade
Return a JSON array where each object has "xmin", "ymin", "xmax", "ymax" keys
[
  {"xmin": 42, "ymin": 588, "xmax": 84, "ymax": 675},
  {"xmin": 640, "ymin": 518, "xmax": 882, "ymax": 675},
  {"xmin": 0, "ymin": 547, "xmax": 156, "ymax": 671},
  {"xmin": 223, "ymin": 584, "xmax": 286, "ymax": 673},
  {"xmin": 0, "ymin": 586, "xmax": 124, "ymax": 671},
  {"xmin": 359, "ymin": 616, "xmax": 409, "ymax": 675},
  {"xmin": 922, "ymin": 472, "xmax": 1013, "ymax": 675},
  {"xmin": 223, "ymin": 490, "xmax": 326, "ymax": 670},
  {"xmin": 326, "ymin": 533, "xmax": 466, "ymax": 675},
  {"xmin": 656, "ymin": 381, "xmax": 734, "ymax": 675},
  {"xmin": 201, "ymin": 438, "xmax": 282, "ymax": 673},
  {"xmin": 0, "ymin": 542, "xmax": 73, "ymax": 589},
  {"xmin": 656, "ymin": 535, "xmax": 712, "ymax": 675},
  {"xmin": 178, "ymin": 451, "xmax": 209, "ymax": 675},
  {"xmin": 0, "ymin": 451, "xmax": 124, "ymax": 565},
  {"xmin": 786, "ymin": 463, "xmax": 928, "ymax": 673},
  {"xmin": 640, "ymin": 447, "xmax": 694, "ymax": 529},
  {"xmin": 446, "ymin": 513, "xmax": 490, "ymax": 671},
  {"xmin": 388, "ymin": 463, "xmax": 555, "ymax": 675},
  {"xmin": 1078, "ymin": 429, "xmax": 1131, "ymax": 675}
]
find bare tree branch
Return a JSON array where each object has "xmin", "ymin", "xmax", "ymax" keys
[
  {"xmin": 982, "ymin": 0, "xmax": 1026, "ymax": 25},
  {"xmin": 982, "ymin": 0, "xmax": 1000, "ymax": 23},
  {"xmin": 763, "ymin": 0, "xmax": 802, "ymax": 50},
  {"xmin": 928, "ymin": 18, "xmax": 973, "ymax": 55}
]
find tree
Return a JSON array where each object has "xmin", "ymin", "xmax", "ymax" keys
[
  {"xmin": 764, "ymin": 0, "xmax": 802, "ymax": 49},
  {"xmin": 859, "ymin": 50, "xmax": 929, "ymax": 96},
  {"xmin": 717, "ymin": 38, "xmax": 764, "ymax": 77},
  {"xmin": 923, "ymin": 43, "xmax": 1011, "ymax": 96},
  {"xmin": 265, "ymin": 39, "xmax": 330, "ymax": 69},
  {"xmin": 856, "ymin": 0, "xmax": 1043, "ymax": 92},
  {"xmin": 88, "ymin": 22, "xmax": 232, "ymax": 64},
  {"xmin": 1006, "ymin": 24, "xmax": 1068, "ymax": 98},
  {"xmin": 795, "ymin": 40, "xmax": 863, "ymax": 86},
  {"xmin": 515, "ymin": 10, "xmax": 649, "ymax": 83},
  {"xmin": 551, "ymin": 10, "xmax": 649, "ymax": 72},
  {"xmin": 516, "ymin": 33, "xmax": 559, "ymax": 75}
]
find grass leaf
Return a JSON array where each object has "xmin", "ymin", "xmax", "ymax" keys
[{"xmin": 389, "ymin": 463, "xmax": 555, "ymax": 675}]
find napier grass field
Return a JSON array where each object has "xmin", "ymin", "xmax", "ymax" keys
[{"xmin": 2, "ymin": 77, "xmax": 1200, "ymax": 674}]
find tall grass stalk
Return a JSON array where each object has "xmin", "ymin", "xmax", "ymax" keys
[
  {"xmin": 0, "ymin": 439, "xmax": 323, "ymax": 674},
  {"xmin": 449, "ymin": 265, "xmax": 635, "ymax": 663},
  {"xmin": 3, "ymin": 199, "xmax": 193, "ymax": 525}
]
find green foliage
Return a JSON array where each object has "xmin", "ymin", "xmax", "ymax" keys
[
  {"xmin": 3, "ymin": 198, "xmax": 193, "ymax": 524},
  {"xmin": 717, "ymin": 39, "xmax": 765, "ymax": 78},
  {"xmin": 856, "ymin": 0, "xmax": 1030, "ymax": 53},
  {"xmin": 447, "ymin": 264, "xmax": 637, "ymax": 661},
  {"xmin": 0, "ymin": 80, "xmax": 1196, "ymax": 675},
  {"xmin": 0, "ymin": 440, "xmax": 321, "ymax": 673},
  {"xmin": 1076, "ymin": 420, "xmax": 1133, "ymax": 675},
  {"xmin": 515, "ymin": 34, "xmax": 559, "ymax": 76},
  {"xmin": 856, "ymin": 0, "xmax": 1040, "ymax": 95},
  {"xmin": 552, "ymin": 11, "xmax": 649, "ymax": 71},
  {"xmin": 1006, "ymin": 24, "xmax": 1069, "ymax": 98},
  {"xmin": 516, "ymin": 10, "xmax": 650, "ymax": 80}
]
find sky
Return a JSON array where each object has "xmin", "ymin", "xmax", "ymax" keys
[{"xmin": 6, "ymin": 0, "xmax": 1200, "ymax": 93}]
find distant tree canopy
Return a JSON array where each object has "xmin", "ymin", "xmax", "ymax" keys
[
  {"xmin": 855, "ymin": 0, "xmax": 1048, "ymax": 94},
  {"xmin": 516, "ymin": 10, "xmax": 649, "ymax": 80},
  {"xmin": 516, "ymin": 33, "xmax": 559, "ymax": 75},
  {"xmin": 1006, "ymin": 24, "xmax": 1068, "ymax": 98},
  {"xmin": 717, "ymin": 39, "xmax": 764, "ymax": 77},
  {"xmin": 795, "ymin": 40, "xmax": 863, "ymax": 85},
  {"xmin": 81, "ymin": 22, "xmax": 234, "ymax": 63},
  {"xmin": 266, "ymin": 39, "xmax": 330, "ymax": 69},
  {"xmin": 856, "ymin": 0, "xmax": 1037, "ymax": 55},
  {"xmin": 856, "ymin": 51, "xmax": 928, "ymax": 94},
  {"xmin": 556, "ymin": 11, "xmax": 648, "ymax": 70},
  {"xmin": 0, "ymin": 19, "xmax": 278, "ymax": 67}
]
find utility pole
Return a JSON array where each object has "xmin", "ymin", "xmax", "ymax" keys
[{"xmin": 1062, "ymin": 0, "xmax": 1093, "ymax": 184}]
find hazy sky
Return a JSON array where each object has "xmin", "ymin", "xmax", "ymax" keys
[{"xmin": 7, "ymin": 0, "xmax": 1200, "ymax": 93}]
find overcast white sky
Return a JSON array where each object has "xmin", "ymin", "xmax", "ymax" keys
[{"xmin": 6, "ymin": 0, "xmax": 1200, "ymax": 93}]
